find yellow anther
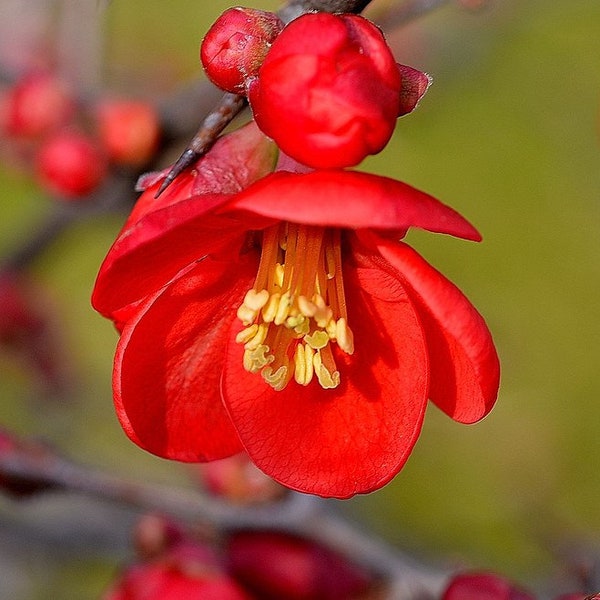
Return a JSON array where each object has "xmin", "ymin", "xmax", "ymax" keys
[
  {"xmin": 261, "ymin": 292, "xmax": 280, "ymax": 323},
  {"xmin": 274, "ymin": 291, "xmax": 292, "ymax": 326},
  {"xmin": 243, "ymin": 345, "xmax": 273, "ymax": 373},
  {"xmin": 297, "ymin": 295, "xmax": 317, "ymax": 317},
  {"xmin": 304, "ymin": 330, "xmax": 329, "ymax": 350},
  {"xmin": 274, "ymin": 263, "xmax": 285, "ymax": 288},
  {"xmin": 262, "ymin": 365, "xmax": 289, "ymax": 391},
  {"xmin": 235, "ymin": 324, "xmax": 258, "ymax": 344},
  {"xmin": 336, "ymin": 318, "xmax": 355, "ymax": 355},
  {"xmin": 236, "ymin": 304, "xmax": 257, "ymax": 326},
  {"xmin": 244, "ymin": 288, "xmax": 269, "ymax": 311},
  {"xmin": 315, "ymin": 307, "xmax": 333, "ymax": 329},
  {"xmin": 294, "ymin": 343, "xmax": 315, "ymax": 386},
  {"xmin": 326, "ymin": 319, "xmax": 337, "ymax": 339},
  {"xmin": 313, "ymin": 351, "xmax": 340, "ymax": 389},
  {"xmin": 285, "ymin": 314, "xmax": 303, "ymax": 328},
  {"xmin": 293, "ymin": 317, "xmax": 310, "ymax": 336},
  {"xmin": 244, "ymin": 323, "xmax": 269, "ymax": 350}
]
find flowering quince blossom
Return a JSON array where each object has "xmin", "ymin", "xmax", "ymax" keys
[
  {"xmin": 92, "ymin": 118, "xmax": 500, "ymax": 498},
  {"xmin": 246, "ymin": 12, "xmax": 431, "ymax": 169}
]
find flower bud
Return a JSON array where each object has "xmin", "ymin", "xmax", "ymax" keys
[
  {"xmin": 3, "ymin": 73, "xmax": 74, "ymax": 138},
  {"xmin": 442, "ymin": 572, "xmax": 536, "ymax": 600},
  {"xmin": 132, "ymin": 513, "xmax": 183, "ymax": 560},
  {"xmin": 226, "ymin": 531, "xmax": 372, "ymax": 599},
  {"xmin": 192, "ymin": 453, "xmax": 285, "ymax": 505},
  {"xmin": 36, "ymin": 130, "xmax": 107, "ymax": 199},
  {"xmin": 95, "ymin": 99, "xmax": 161, "ymax": 167},
  {"xmin": 105, "ymin": 527, "xmax": 251, "ymax": 600},
  {"xmin": 201, "ymin": 7, "xmax": 284, "ymax": 94},
  {"xmin": 247, "ymin": 13, "xmax": 403, "ymax": 168}
]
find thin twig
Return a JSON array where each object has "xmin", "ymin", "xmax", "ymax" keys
[
  {"xmin": 373, "ymin": 0, "xmax": 452, "ymax": 31},
  {"xmin": 0, "ymin": 174, "xmax": 132, "ymax": 272},
  {"xmin": 154, "ymin": 92, "xmax": 246, "ymax": 198}
]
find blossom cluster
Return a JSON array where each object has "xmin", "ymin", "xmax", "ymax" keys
[{"xmin": 92, "ymin": 7, "xmax": 501, "ymax": 498}]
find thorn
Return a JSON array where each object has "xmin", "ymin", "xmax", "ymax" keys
[
  {"xmin": 155, "ymin": 149, "xmax": 198, "ymax": 198},
  {"xmin": 155, "ymin": 92, "xmax": 247, "ymax": 198}
]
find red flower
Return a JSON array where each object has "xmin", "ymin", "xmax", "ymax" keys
[{"xmin": 93, "ymin": 164, "xmax": 499, "ymax": 498}]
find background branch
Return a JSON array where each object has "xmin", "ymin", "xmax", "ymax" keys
[{"xmin": 0, "ymin": 438, "xmax": 447, "ymax": 598}]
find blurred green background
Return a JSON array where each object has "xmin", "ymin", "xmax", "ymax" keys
[{"xmin": 1, "ymin": 0, "xmax": 599, "ymax": 596}]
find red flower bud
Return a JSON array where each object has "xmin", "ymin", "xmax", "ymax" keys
[
  {"xmin": 95, "ymin": 99, "xmax": 161, "ymax": 167},
  {"xmin": 105, "ymin": 536, "xmax": 251, "ymax": 600},
  {"xmin": 442, "ymin": 572, "xmax": 536, "ymax": 600},
  {"xmin": 132, "ymin": 513, "xmax": 184, "ymax": 560},
  {"xmin": 3, "ymin": 73, "xmax": 74, "ymax": 138},
  {"xmin": 247, "ymin": 12, "xmax": 402, "ymax": 168},
  {"xmin": 227, "ymin": 531, "xmax": 372, "ymax": 599},
  {"xmin": 201, "ymin": 7, "xmax": 284, "ymax": 94},
  {"xmin": 193, "ymin": 453, "xmax": 285, "ymax": 505},
  {"xmin": 36, "ymin": 130, "xmax": 107, "ymax": 198}
]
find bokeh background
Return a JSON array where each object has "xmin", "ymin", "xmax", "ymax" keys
[{"xmin": 1, "ymin": 0, "xmax": 599, "ymax": 597}]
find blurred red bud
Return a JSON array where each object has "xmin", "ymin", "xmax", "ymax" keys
[
  {"xmin": 442, "ymin": 572, "xmax": 536, "ymax": 600},
  {"xmin": 36, "ymin": 130, "xmax": 107, "ymax": 198},
  {"xmin": 3, "ymin": 72, "xmax": 74, "ymax": 138},
  {"xmin": 132, "ymin": 513, "xmax": 184, "ymax": 560},
  {"xmin": 227, "ymin": 530, "xmax": 372, "ymax": 599},
  {"xmin": 107, "ymin": 516, "xmax": 250, "ymax": 600},
  {"xmin": 192, "ymin": 453, "xmax": 285, "ymax": 505},
  {"xmin": 95, "ymin": 99, "xmax": 161, "ymax": 167}
]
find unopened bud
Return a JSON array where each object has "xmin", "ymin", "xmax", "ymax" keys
[
  {"xmin": 227, "ymin": 530, "xmax": 373, "ymax": 599},
  {"xmin": 201, "ymin": 7, "xmax": 284, "ymax": 94},
  {"xmin": 442, "ymin": 572, "xmax": 536, "ymax": 600},
  {"xmin": 248, "ymin": 13, "xmax": 407, "ymax": 169},
  {"xmin": 36, "ymin": 130, "xmax": 107, "ymax": 199},
  {"xmin": 3, "ymin": 72, "xmax": 74, "ymax": 138},
  {"xmin": 95, "ymin": 99, "xmax": 161, "ymax": 167}
]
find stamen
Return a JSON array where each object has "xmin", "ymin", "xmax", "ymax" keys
[
  {"xmin": 236, "ymin": 223, "xmax": 353, "ymax": 391},
  {"xmin": 294, "ymin": 343, "xmax": 315, "ymax": 386}
]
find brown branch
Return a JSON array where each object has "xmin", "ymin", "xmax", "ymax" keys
[
  {"xmin": 373, "ymin": 0, "xmax": 452, "ymax": 31},
  {"xmin": 0, "ymin": 174, "xmax": 133, "ymax": 273},
  {"xmin": 0, "ymin": 437, "xmax": 447, "ymax": 598},
  {"xmin": 155, "ymin": 92, "xmax": 246, "ymax": 197}
]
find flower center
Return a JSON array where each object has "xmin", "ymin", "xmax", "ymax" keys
[{"xmin": 236, "ymin": 223, "xmax": 354, "ymax": 391}]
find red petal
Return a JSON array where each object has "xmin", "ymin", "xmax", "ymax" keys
[
  {"xmin": 368, "ymin": 232, "xmax": 500, "ymax": 423},
  {"xmin": 92, "ymin": 196, "xmax": 244, "ymax": 319},
  {"xmin": 222, "ymin": 253, "xmax": 428, "ymax": 498},
  {"xmin": 114, "ymin": 257, "xmax": 258, "ymax": 461},
  {"xmin": 231, "ymin": 170, "xmax": 481, "ymax": 240}
]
